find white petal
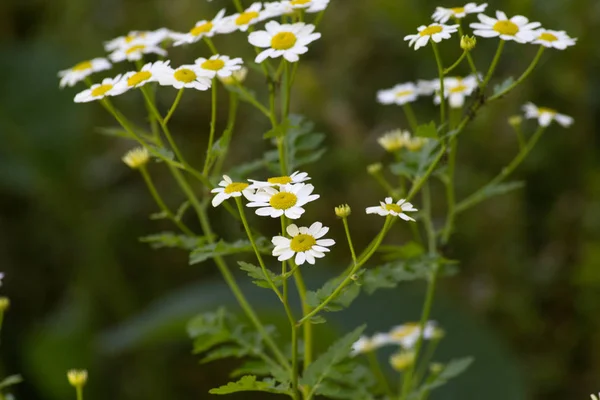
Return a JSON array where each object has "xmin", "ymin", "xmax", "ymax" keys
[
  {"xmin": 295, "ymin": 252, "xmax": 306, "ymax": 265},
  {"xmin": 287, "ymin": 224, "xmax": 300, "ymax": 236}
]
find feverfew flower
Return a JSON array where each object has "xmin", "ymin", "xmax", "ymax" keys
[
  {"xmin": 470, "ymin": 11, "xmax": 541, "ymax": 43},
  {"xmin": 522, "ymin": 102, "xmax": 573, "ymax": 128},
  {"xmin": 248, "ymin": 171, "xmax": 310, "ymax": 188},
  {"xmin": 172, "ymin": 9, "xmax": 227, "ymax": 46},
  {"xmin": 378, "ymin": 129, "xmax": 428, "ymax": 152},
  {"xmin": 417, "ymin": 79, "xmax": 439, "ymax": 96},
  {"xmin": 154, "ymin": 64, "xmax": 212, "ymax": 91},
  {"xmin": 195, "ymin": 55, "xmax": 243, "ymax": 78},
  {"xmin": 219, "ymin": 2, "xmax": 269, "ymax": 33},
  {"xmin": 219, "ymin": 67, "xmax": 249, "ymax": 85},
  {"xmin": 246, "ymin": 183, "xmax": 319, "ymax": 219},
  {"xmin": 211, "ymin": 175, "xmax": 253, "ymax": 207},
  {"xmin": 387, "ymin": 321, "xmax": 438, "ymax": 349},
  {"xmin": 404, "ymin": 23, "xmax": 459, "ymax": 50},
  {"xmin": 532, "ymin": 29, "xmax": 577, "ymax": 49},
  {"xmin": 271, "ymin": 222, "xmax": 335, "ymax": 265},
  {"xmin": 432, "ymin": 3, "xmax": 488, "ymax": 23},
  {"xmin": 366, "ymin": 197, "xmax": 418, "ymax": 221},
  {"xmin": 248, "ymin": 21, "xmax": 321, "ymax": 63},
  {"xmin": 434, "ymin": 75, "xmax": 479, "ymax": 108},
  {"xmin": 389, "ymin": 351, "xmax": 416, "ymax": 371},
  {"xmin": 351, "ymin": 333, "xmax": 391, "ymax": 356},
  {"xmin": 67, "ymin": 370, "xmax": 88, "ymax": 388},
  {"xmin": 109, "ymin": 43, "xmax": 167, "ymax": 63},
  {"xmin": 122, "ymin": 147, "xmax": 150, "ymax": 169},
  {"xmin": 74, "ymin": 75, "xmax": 127, "ymax": 103},
  {"xmin": 269, "ymin": 0, "xmax": 330, "ymax": 14},
  {"xmin": 377, "ymin": 83, "xmax": 419, "ymax": 106},
  {"xmin": 58, "ymin": 58, "xmax": 111, "ymax": 88},
  {"xmin": 104, "ymin": 29, "xmax": 171, "ymax": 52},
  {"xmin": 115, "ymin": 61, "xmax": 168, "ymax": 92}
]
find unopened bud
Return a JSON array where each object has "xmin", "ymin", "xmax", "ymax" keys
[
  {"xmin": 350, "ymin": 274, "xmax": 359, "ymax": 281},
  {"xmin": 389, "ymin": 351, "xmax": 416, "ymax": 372},
  {"xmin": 0, "ymin": 297, "xmax": 9, "ymax": 312},
  {"xmin": 219, "ymin": 67, "xmax": 248, "ymax": 85},
  {"xmin": 122, "ymin": 147, "xmax": 150, "ymax": 169},
  {"xmin": 367, "ymin": 163, "xmax": 382, "ymax": 175},
  {"xmin": 67, "ymin": 370, "xmax": 88, "ymax": 388},
  {"xmin": 460, "ymin": 35, "xmax": 476, "ymax": 51},
  {"xmin": 429, "ymin": 362, "xmax": 444, "ymax": 374},
  {"xmin": 334, "ymin": 204, "xmax": 351, "ymax": 218},
  {"xmin": 508, "ymin": 115, "xmax": 523, "ymax": 128}
]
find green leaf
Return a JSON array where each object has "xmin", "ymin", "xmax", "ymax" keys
[
  {"xmin": 0, "ymin": 375, "xmax": 23, "ymax": 390},
  {"xmin": 187, "ymin": 308, "xmax": 231, "ymax": 354},
  {"xmin": 379, "ymin": 241, "xmax": 425, "ymax": 261},
  {"xmin": 314, "ymin": 363, "xmax": 376, "ymax": 400},
  {"xmin": 306, "ymin": 276, "xmax": 361, "ymax": 312},
  {"xmin": 493, "ymin": 77, "xmax": 515, "ymax": 96},
  {"xmin": 201, "ymin": 345, "xmax": 252, "ymax": 363},
  {"xmin": 362, "ymin": 260, "xmax": 430, "ymax": 294},
  {"xmin": 301, "ymin": 325, "xmax": 366, "ymax": 395},
  {"xmin": 140, "ymin": 232, "xmax": 211, "ymax": 251},
  {"xmin": 238, "ymin": 261, "xmax": 283, "ymax": 289},
  {"xmin": 189, "ymin": 238, "xmax": 269, "ymax": 265},
  {"xmin": 148, "ymin": 145, "xmax": 174, "ymax": 162},
  {"xmin": 209, "ymin": 375, "xmax": 289, "ymax": 395},
  {"xmin": 481, "ymin": 181, "xmax": 525, "ymax": 199},
  {"xmin": 415, "ymin": 121, "xmax": 438, "ymax": 138},
  {"xmin": 230, "ymin": 360, "xmax": 271, "ymax": 378},
  {"xmin": 263, "ymin": 118, "xmax": 290, "ymax": 139},
  {"xmin": 417, "ymin": 357, "xmax": 474, "ymax": 394},
  {"xmin": 95, "ymin": 126, "xmax": 155, "ymax": 142}
]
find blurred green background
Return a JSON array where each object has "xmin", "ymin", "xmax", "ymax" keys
[{"xmin": 1, "ymin": 0, "xmax": 599, "ymax": 399}]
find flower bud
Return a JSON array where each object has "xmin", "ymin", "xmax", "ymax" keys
[
  {"xmin": 508, "ymin": 115, "xmax": 523, "ymax": 128},
  {"xmin": 0, "ymin": 297, "xmax": 9, "ymax": 312},
  {"xmin": 460, "ymin": 35, "xmax": 476, "ymax": 51},
  {"xmin": 334, "ymin": 204, "xmax": 351, "ymax": 218},
  {"xmin": 122, "ymin": 147, "xmax": 150, "ymax": 169},
  {"xmin": 67, "ymin": 370, "xmax": 88, "ymax": 388},
  {"xmin": 219, "ymin": 67, "xmax": 248, "ymax": 85},
  {"xmin": 389, "ymin": 351, "xmax": 416, "ymax": 372},
  {"xmin": 367, "ymin": 163, "xmax": 382, "ymax": 175},
  {"xmin": 429, "ymin": 362, "xmax": 444, "ymax": 374}
]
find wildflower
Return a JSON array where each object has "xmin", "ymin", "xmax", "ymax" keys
[
  {"xmin": 246, "ymin": 183, "xmax": 319, "ymax": 219},
  {"xmin": 334, "ymin": 204, "xmax": 351, "ymax": 218},
  {"xmin": 268, "ymin": 0, "xmax": 330, "ymax": 14},
  {"xmin": 271, "ymin": 222, "xmax": 335, "ymax": 265},
  {"xmin": 219, "ymin": 2, "xmax": 270, "ymax": 33},
  {"xmin": 154, "ymin": 64, "xmax": 212, "ymax": 91},
  {"xmin": 351, "ymin": 333, "xmax": 390, "ymax": 356},
  {"xmin": 460, "ymin": 35, "xmax": 477, "ymax": 51},
  {"xmin": 366, "ymin": 163, "xmax": 383, "ymax": 175},
  {"xmin": 387, "ymin": 321, "xmax": 438, "ymax": 349},
  {"xmin": 74, "ymin": 75, "xmax": 127, "ymax": 103},
  {"xmin": 432, "ymin": 3, "xmax": 488, "ymax": 23},
  {"xmin": 109, "ymin": 43, "xmax": 167, "ymax": 63},
  {"xmin": 211, "ymin": 175, "xmax": 254, "ymax": 207},
  {"xmin": 404, "ymin": 23, "xmax": 459, "ymax": 50},
  {"xmin": 522, "ymin": 103, "xmax": 573, "ymax": 127},
  {"xmin": 122, "ymin": 147, "xmax": 150, "ymax": 169},
  {"xmin": 434, "ymin": 75, "xmax": 479, "ymax": 108},
  {"xmin": 0, "ymin": 297, "xmax": 9, "ymax": 312},
  {"xmin": 377, "ymin": 83, "xmax": 419, "ymax": 106},
  {"xmin": 172, "ymin": 9, "xmax": 227, "ymax": 46},
  {"xmin": 389, "ymin": 351, "xmax": 416, "ymax": 371},
  {"xmin": 219, "ymin": 67, "xmax": 249, "ymax": 85},
  {"xmin": 248, "ymin": 171, "xmax": 310, "ymax": 188},
  {"xmin": 532, "ymin": 29, "xmax": 577, "ymax": 49},
  {"xmin": 378, "ymin": 129, "xmax": 427, "ymax": 152},
  {"xmin": 366, "ymin": 197, "xmax": 418, "ymax": 221},
  {"xmin": 470, "ymin": 11, "xmax": 541, "ymax": 43},
  {"xmin": 104, "ymin": 29, "xmax": 171, "ymax": 52},
  {"xmin": 116, "ymin": 61, "xmax": 168, "ymax": 93},
  {"xmin": 195, "ymin": 55, "xmax": 244, "ymax": 79},
  {"xmin": 58, "ymin": 58, "xmax": 112, "ymax": 88},
  {"xmin": 416, "ymin": 79, "xmax": 439, "ymax": 96},
  {"xmin": 67, "ymin": 370, "xmax": 88, "ymax": 388},
  {"xmin": 248, "ymin": 21, "xmax": 321, "ymax": 63}
]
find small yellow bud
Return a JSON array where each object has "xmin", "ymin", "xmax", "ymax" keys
[
  {"xmin": 334, "ymin": 204, "xmax": 351, "ymax": 218},
  {"xmin": 350, "ymin": 274, "xmax": 359, "ymax": 281},
  {"xmin": 122, "ymin": 147, "xmax": 150, "ymax": 169},
  {"xmin": 219, "ymin": 67, "xmax": 248, "ymax": 85},
  {"xmin": 390, "ymin": 351, "xmax": 416, "ymax": 372},
  {"xmin": 67, "ymin": 369, "xmax": 88, "ymax": 388},
  {"xmin": 429, "ymin": 362, "xmax": 444, "ymax": 374},
  {"xmin": 432, "ymin": 327, "xmax": 446, "ymax": 340},
  {"xmin": 367, "ymin": 163, "xmax": 383, "ymax": 175},
  {"xmin": 508, "ymin": 115, "xmax": 523, "ymax": 128},
  {"xmin": 460, "ymin": 35, "xmax": 476, "ymax": 51},
  {"xmin": 0, "ymin": 297, "xmax": 9, "ymax": 312}
]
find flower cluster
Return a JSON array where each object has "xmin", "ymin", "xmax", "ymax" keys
[{"xmin": 377, "ymin": 129, "xmax": 428, "ymax": 153}]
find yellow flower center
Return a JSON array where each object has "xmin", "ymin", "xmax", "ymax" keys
[
  {"xmin": 72, "ymin": 61, "xmax": 92, "ymax": 71},
  {"xmin": 419, "ymin": 25, "xmax": 443, "ymax": 36},
  {"xmin": 269, "ymin": 192, "xmax": 298, "ymax": 210},
  {"xmin": 127, "ymin": 70, "xmax": 152, "ymax": 87},
  {"xmin": 271, "ymin": 32, "xmax": 297, "ymax": 50},
  {"xmin": 174, "ymin": 68, "xmax": 197, "ymax": 83},
  {"xmin": 384, "ymin": 203, "xmax": 403, "ymax": 213},
  {"xmin": 450, "ymin": 7, "xmax": 465, "ymax": 14},
  {"xmin": 268, "ymin": 176, "xmax": 293, "ymax": 185},
  {"xmin": 91, "ymin": 84, "xmax": 113, "ymax": 97},
  {"xmin": 396, "ymin": 90, "xmax": 414, "ymax": 98},
  {"xmin": 201, "ymin": 59, "xmax": 225, "ymax": 71},
  {"xmin": 538, "ymin": 107, "xmax": 557, "ymax": 115},
  {"xmin": 224, "ymin": 182, "xmax": 249, "ymax": 194},
  {"xmin": 493, "ymin": 20, "xmax": 519, "ymax": 36},
  {"xmin": 125, "ymin": 32, "xmax": 146, "ymax": 43},
  {"xmin": 539, "ymin": 32, "xmax": 558, "ymax": 42},
  {"xmin": 236, "ymin": 11, "xmax": 260, "ymax": 25},
  {"xmin": 190, "ymin": 22, "xmax": 213, "ymax": 36},
  {"xmin": 291, "ymin": 0, "xmax": 311, "ymax": 4},
  {"xmin": 391, "ymin": 323, "xmax": 419, "ymax": 339},
  {"xmin": 449, "ymin": 84, "xmax": 467, "ymax": 93},
  {"xmin": 290, "ymin": 234, "xmax": 316, "ymax": 252},
  {"xmin": 125, "ymin": 44, "xmax": 146, "ymax": 55}
]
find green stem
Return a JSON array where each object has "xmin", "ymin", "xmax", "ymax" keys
[
  {"xmin": 235, "ymin": 84, "xmax": 272, "ymax": 118},
  {"xmin": 406, "ymin": 145, "xmax": 447, "ymax": 201},
  {"xmin": 164, "ymin": 88, "xmax": 185, "ymax": 125},
  {"xmin": 282, "ymin": 60, "xmax": 292, "ymax": 119},
  {"xmin": 443, "ymin": 51, "xmax": 467, "ymax": 75},
  {"xmin": 413, "ymin": 338, "xmax": 441, "ymax": 388},
  {"xmin": 366, "ymin": 351, "xmax": 393, "ymax": 398},
  {"xmin": 139, "ymin": 166, "xmax": 194, "ymax": 236},
  {"xmin": 482, "ymin": 40, "xmax": 505, "ymax": 88},
  {"xmin": 422, "ymin": 182, "xmax": 436, "ymax": 254},
  {"xmin": 441, "ymin": 137, "xmax": 457, "ymax": 244},
  {"xmin": 213, "ymin": 91, "xmax": 239, "ymax": 176},
  {"xmin": 233, "ymin": 0, "xmax": 244, "ymax": 12},
  {"xmin": 293, "ymin": 267, "xmax": 312, "ymax": 371},
  {"xmin": 431, "ymin": 42, "xmax": 446, "ymax": 129},
  {"xmin": 204, "ymin": 37, "xmax": 218, "ymax": 55},
  {"xmin": 488, "ymin": 46, "xmax": 545, "ymax": 101},
  {"xmin": 76, "ymin": 387, "xmax": 83, "ymax": 400},
  {"xmin": 457, "ymin": 23, "xmax": 481, "ymax": 85},
  {"xmin": 342, "ymin": 217, "xmax": 357, "ymax": 265},
  {"xmin": 403, "ymin": 103, "xmax": 419, "ymax": 132},
  {"xmin": 203, "ymin": 80, "xmax": 218, "ymax": 176},
  {"xmin": 455, "ymin": 125, "xmax": 546, "ymax": 214}
]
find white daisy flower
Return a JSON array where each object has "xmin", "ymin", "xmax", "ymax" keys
[
  {"xmin": 115, "ymin": 61, "xmax": 168, "ymax": 93},
  {"xmin": 404, "ymin": 23, "xmax": 459, "ymax": 50},
  {"xmin": 469, "ymin": 11, "xmax": 541, "ymax": 43},
  {"xmin": 434, "ymin": 75, "xmax": 479, "ymax": 108},
  {"xmin": 195, "ymin": 55, "xmax": 243, "ymax": 79},
  {"xmin": 522, "ymin": 102, "xmax": 573, "ymax": 128},
  {"xmin": 271, "ymin": 222, "xmax": 335, "ymax": 265},
  {"xmin": 532, "ymin": 29, "xmax": 577, "ymax": 49},
  {"xmin": 377, "ymin": 83, "xmax": 419, "ymax": 106},
  {"xmin": 58, "ymin": 58, "xmax": 112, "ymax": 88},
  {"xmin": 386, "ymin": 321, "xmax": 438, "ymax": 349},
  {"xmin": 109, "ymin": 43, "xmax": 167, "ymax": 63},
  {"xmin": 154, "ymin": 64, "xmax": 212, "ymax": 91},
  {"xmin": 248, "ymin": 171, "xmax": 310, "ymax": 188},
  {"xmin": 246, "ymin": 183, "xmax": 319, "ymax": 219},
  {"xmin": 416, "ymin": 79, "xmax": 439, "ymax": 96},
  {"xmin": 104, "ymin": 28, "xmax": 172, "ymax": 52},
  {"xmin": 366, "ymin": 197, "xmax": 418, "ymax": 221},
  {"xmin": 211, "ymin": 175, "xmax": 254, "ymax": 207},
  {"xmin": 266, "ymin": 0, "xmax": 330, "ymax": 15},
  {"xmin": 350, "ymin": 333, "xmax": 391, "ymax": 356},
  {"xmin": 377, "ymin": 130, "xmax": 428, "ymax": 152},
  {"xmin": 171, "ymin": 9, "xmax": 227, "ymax": 46},
  {"xmin": 432, "ymin": 3, "xmax": 488, "ymax": 23},
  {"xmin": 218, "ymin": 2, "xmax": 269, "ymax": 33},
  {"xmin": 248, "ymin": 21, "xmax": 321, "ymax": 63},
  {"xmin": 74, "ymin": 75, "xmax": 127, "ymax": 103}
]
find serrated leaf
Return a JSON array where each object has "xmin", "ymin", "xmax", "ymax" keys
[
  {"xmin": 230, "ymin": 360, "xmax": 271, "ymax": 378},
  {"xmin": 209, "ymin": 375, "xmax": 289, "ymax": 395},
  {"xmin": 301, "ymin": 325, "xmax": 366, "ymax": 396},
  {"xmin": 379, "ymin": 241, "xmax": 425, "ymax": 261},
  {"xmin": 238, "ymin": 261, "xmax": 283, "ymax": 289},
  {"xmin": 201, "ymin": 345, "xmax": 251, "ymax": 363},
  {"xmin": 189, "ymin": 238, "xmax": 269, "ymax": 265},
  {"xmin": 415, "ymin": 121, "xmax": 438, "ymax": 138},
  {"xmin": 140, "ymin": 232, "xmax": 210, "ymax": 251},
  {"xmin": 306, "ymin": 276, "xmax": 361, "ymax": 312},
  {"xmin": 263, "ymin": 119, "xmax": 291, "ymax": 139},
  {"xmin": 417, "ymin": 357, "xmax": 474, "ymax": 394},
  {"xmin": 314, "ymin": 363, "xmax": 376, "ymax": 400},
  {"xmin": 362, "ymin": 260, "xmax": 430, "ymax": 294},
  {"xmin": 493, "ymin": 77, "xmax": 515, "ymax": 96}
]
